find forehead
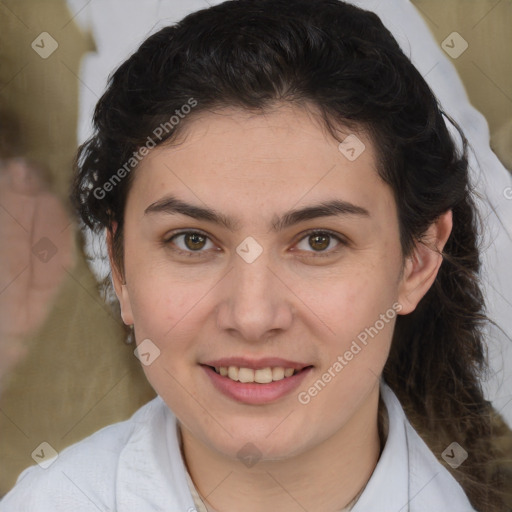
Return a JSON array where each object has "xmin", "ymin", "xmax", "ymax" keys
[{"xmin": 127, "ymin": 104, "xmax": 396, "ymax": 226}]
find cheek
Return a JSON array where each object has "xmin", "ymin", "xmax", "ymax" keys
[
  {"xmin": 125, "ymin": 252, "xmax": 208, "ymax": 335},
  {"xmin": 128, "ymin": 278, "xmax": 204, "ymax": 415},
  {"xmin": 305, "ymin": 264, "xmax": 400, "ymax": 400},
  {"xmin": 299, "ymin": 273, "xmax": 397, "ymax": 415},
  {"xmin": 310, "ymin": 265, "xmax": 398, "ymax": 337},
  {"xmin": 126, "ymin": 268, "xmax": 217, "ymax": 387}
]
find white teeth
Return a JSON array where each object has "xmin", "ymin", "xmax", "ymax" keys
[
  {"xmin": 228, "ymin": 366, "xmax": 239, "ymax": 381},
  {"xmin": 272, "ymin": 367, "xmax": 285, "ymax": 380},
  {"xmin": 254, "ymin": 368, "xmax": 273, "ymax": 384},
  {"xmin": 214, "ymin": 365, "xmax": 300, "ymax": 383},
  {"xmin": 238, "ymin": 367, "xmax": 254, "ymax": 383}
]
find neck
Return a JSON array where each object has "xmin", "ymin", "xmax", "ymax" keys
[{"xmin": 181, "ymin": 386, "xmax": 382, "ymax": 512}]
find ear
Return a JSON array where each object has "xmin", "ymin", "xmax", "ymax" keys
[
  {"xmin": 397, "ymin": 210, "xmax": 453, "ymax": 315},
  {"xmin": 106, "ymin": 222, "xmax": 134, "ymax": 326}
]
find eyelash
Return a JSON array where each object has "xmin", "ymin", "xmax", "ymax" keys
[{"xmin": 163, "ymin": 229, "xmax": 347, "ymax": 258}]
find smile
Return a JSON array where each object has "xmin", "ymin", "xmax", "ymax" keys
[
  {"xmin": 211, "ymin": 366, "xmax": 299, "ymax": 383},
  {"xmin": 201, "ymin": 362, "xmax": 314, "ymax": 405}
]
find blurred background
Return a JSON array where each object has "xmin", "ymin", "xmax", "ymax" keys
[{"xmin": 0, "ymin": 0, "xmax": 511, "ymax": 496}]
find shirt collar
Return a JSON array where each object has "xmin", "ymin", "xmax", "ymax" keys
[
  {"xmin": 351, "ymin": 379, "xmax": 410, "ymax": 512},
  {"xmin": 115, "ymin": 379, "xmax": 468, "ymax": 512}
]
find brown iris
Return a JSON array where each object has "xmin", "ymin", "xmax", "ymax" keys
[
  {"xmin": 184, "ymin": 232, "xmax": 207, "ymax": 250},
  {"xmin": 309, "ymin": 233, "xmax": 330, "ymax": 251}
]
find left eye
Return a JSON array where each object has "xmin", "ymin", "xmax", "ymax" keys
[
  {"xmin": 295, "ymin": 231, "xmax": 344, "ymax": 253},
  {"xmin": 168, "ymin": 231, "xmax": 216, "ymax": 253}
]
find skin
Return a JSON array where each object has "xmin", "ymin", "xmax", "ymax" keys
[{"xmin": 108, "ymin": 103, "xmax": 452, "ymax": 512}]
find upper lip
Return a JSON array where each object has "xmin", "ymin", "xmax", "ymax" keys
[{"xmin": 202, "ymin": 357, "xmax": 312, "ymax": 370}]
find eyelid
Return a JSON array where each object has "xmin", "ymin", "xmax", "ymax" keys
[
  {"xmin": 164, "ymin": 229, "xmax": 220, "ymax": 257},
  {"xmin": 293, "ymin": 228, "xmax": 348, "ymax": 256},
  {"xmin": 164, "ymin": 228, "xmax": 213, "ymax": 242}
]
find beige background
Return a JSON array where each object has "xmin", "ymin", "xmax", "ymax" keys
[{"xmin": 412, "ymin": 0, "xmax": 512, "ymax": 170}]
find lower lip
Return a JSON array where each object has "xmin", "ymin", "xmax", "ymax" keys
[{"xmin": 202, "ymin": 365, "xmax": 313, "ymax": 405}]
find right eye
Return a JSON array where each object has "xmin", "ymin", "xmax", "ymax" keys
[{"xmin": 165, "ymin": 230, "xmax": 218, "ymax": 257}]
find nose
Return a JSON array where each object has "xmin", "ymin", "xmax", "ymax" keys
[{"xmin": 215, "ymin": 250, "xmax": 294, "ymax": 343}]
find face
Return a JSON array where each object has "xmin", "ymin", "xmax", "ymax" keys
[{"xmin": 111, "ymin": 104, "xmax": 412, "ymax": 462}]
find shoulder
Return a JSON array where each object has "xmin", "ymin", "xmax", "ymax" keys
[
  {"xmin": 404, "ymin": 421, "xmax": 476, "ymax": 512},
  {"xmin": 381, "ymin": 383, "xmax": 477, "ymax": 512},
  {"xmin": 0, "ymin": 397, "xmax": 165, "ymax": 512}
]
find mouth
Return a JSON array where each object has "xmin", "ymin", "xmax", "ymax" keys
[
  {"xmin": 200, "ymin": 360, "xmax": 314, "ymax": 405},
  {"xmin": 206, "ymin": 365, "xmax": 310, "ymax": 383}
]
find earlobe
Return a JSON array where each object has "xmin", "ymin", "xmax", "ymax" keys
[
  {"xmin": 397, "ymin": 210, "xmax": 453, "ymax": 315},
  {"xmin": 106, "ymin": 224, "xmax": 134, "ymax": 326}
]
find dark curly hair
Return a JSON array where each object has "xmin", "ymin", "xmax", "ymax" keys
[{"xmin": 71, "ymin": 1, "xmax": 511, "ymax": 509}]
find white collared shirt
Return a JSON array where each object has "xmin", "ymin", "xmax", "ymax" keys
[{"xmin": 0, "ymin": 381, "xmax": 476, "ymax": 511}]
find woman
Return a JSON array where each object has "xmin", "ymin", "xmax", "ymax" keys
[{"xmin": 1, "ymin": 0, "xmax": 509, "ymax": 510}]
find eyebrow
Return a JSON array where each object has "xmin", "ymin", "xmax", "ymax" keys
[{"xmin": 144, "ymin": 194, "xmax": 370, "ymax": 232}]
